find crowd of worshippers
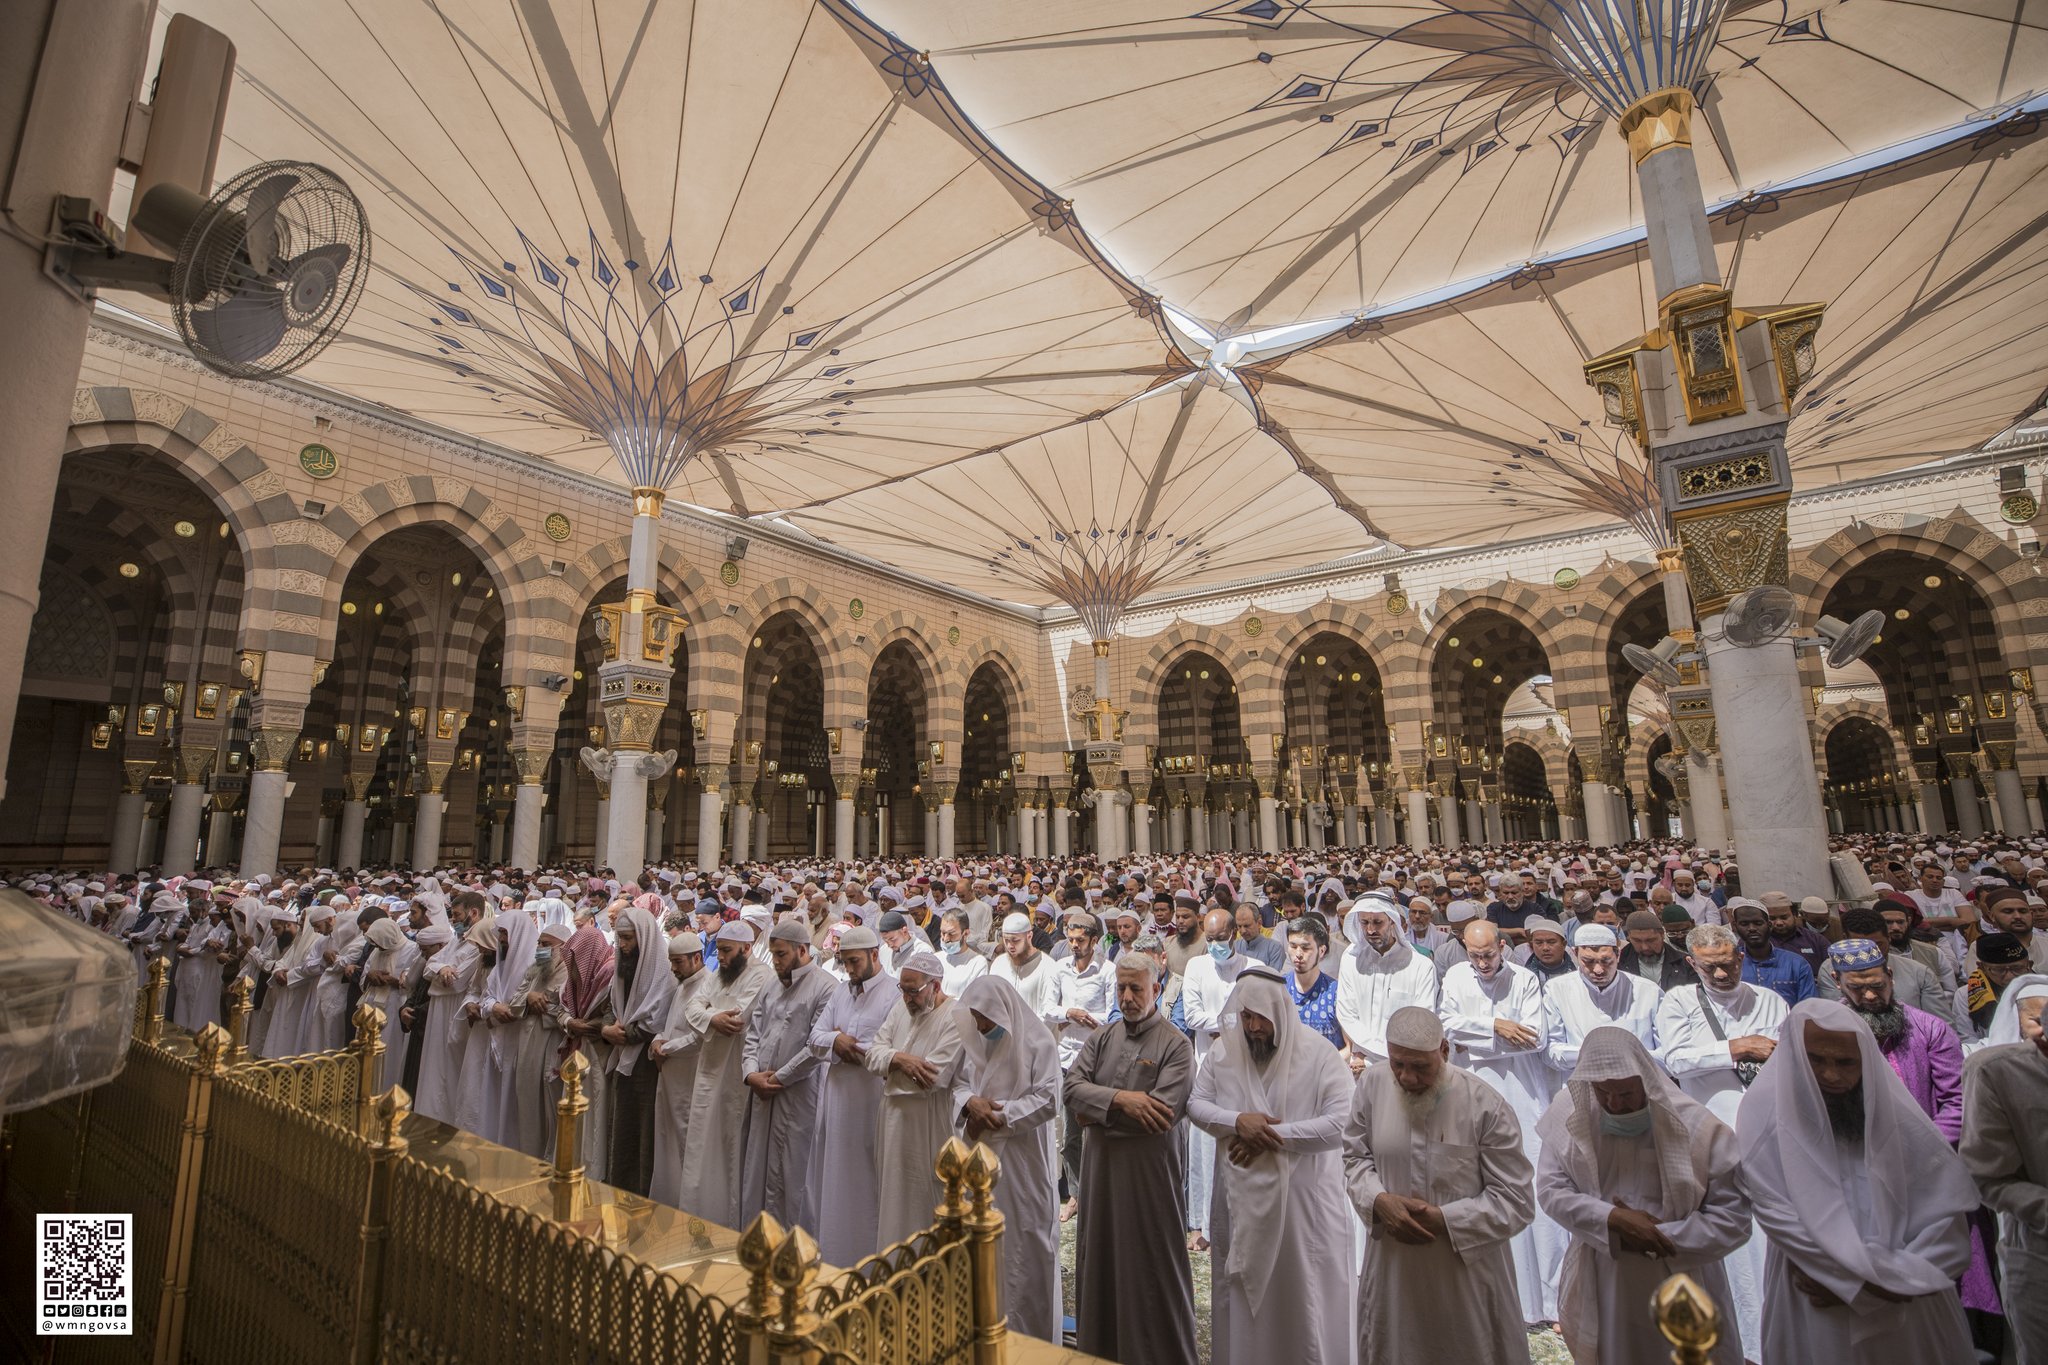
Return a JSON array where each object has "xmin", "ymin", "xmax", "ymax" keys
[{"xmin": 19, "ymin": 831, "xmax": 2048, "ymax": 1365}]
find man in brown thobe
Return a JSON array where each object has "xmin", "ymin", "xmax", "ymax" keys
[{"xmin": 1065, "ymin": 952, "xmax": 1198, "ymax": 1365}]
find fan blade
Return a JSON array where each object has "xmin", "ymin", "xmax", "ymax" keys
[
  {"xmin": 190, "ymin": 290, "xmax": 289, "ymax": 364},
  {"xmin": 240, "ymin": 173, "xmax": 300, "ymax": 275}
]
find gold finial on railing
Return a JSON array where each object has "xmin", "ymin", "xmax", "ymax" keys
[
  {"xmin": 194, "ymin": 1022, "xmax": 232, "ymax": 1075},
  {"xmin": 223, "ymin": 976, "xmax": 254, "ymax": 1063},
  {"xmin": 738, "ymin": 1212, "xmax": 787, "ymax": 1328},
  {"xmin": 141, "ymin": 957, "xmax": 170, "ymax": 1042},
  {"xmin": 935, "ymin": 1134, "xmax": 971, "ymax": 1227},
  {"xmin": 767, "ymin": 1222, "xmax": 821, "ymax": 1338},
  {"xmin": 373, "ymin": 1086, "xmax": 412, "ymax": 1152},
  {"xmin": 961, "ymin": 1141, "xmax": 1009, "ymax": 1365},
  {"xmin": 1654, "ymin": 1273, "xmax": 1721, "ymax": 1365},
  {"xmin": 350, "ymin": 1003, "xmax": 387, "ymax": 1137},
  {"xmin": 354, "ymin": 1085, "xmax": 412, "ymax": 1365},
  {"xmin": 551, "ymin": 1051, "xmax": 589, "ymax": 1221}
]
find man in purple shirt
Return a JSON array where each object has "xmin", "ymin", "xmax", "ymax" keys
[{"xmin": 1832, "ymin": 936, "xmax": 2002, "ymax": 1336}]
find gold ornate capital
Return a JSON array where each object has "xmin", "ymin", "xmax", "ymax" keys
[
  {"xmin": 1401, "ymin": 764, "xmax": 1427, "ymax": 792},
  {"xmin": 1091, "ymin": 639, "xmax": 1112, "ymax": 658},
  {"xmin": 832, "ymin": 772, "xmax": 859, "ymax": 800},
  {"xmin": 601, "ymin": 695, "xmax": 665, "ymax": 752},
  {"xmin": 1944, "ymin": 750, "xmax": 1978, "ymax": 781},
  {"xmin": 1619, "ymin": 86, "xmax": 1694, "ymax": 165},
  {"xmin": 421, "ymin": 759, "xmax": 453, "ymax": 795},
  {"xmin": 933, "ymin": 781, "xmax": 957, "ymax": 805},
  {"xmin": 631, "ymin": 485, "xmax": 666, "ymax": 518},
  {"xmin": 1982, "ymin": 740, "xmax": 2018, "ymax": 772},
  {"xmin": 512, "ymin": 747, "xmax": 551, "ymax": 786},
  {"xmin": 171, "ymin": 746, "xmax": 217, "ymax": 787},
  {"xmin": 121, "ymin": 757, "xmax": 156, "ymax": 794},
  {"xmin": 1673, "ymin": 499, "xmax": 1790, "ymax": 616},
  {"xmin": 1655, "ymin": 545, "xmax": 1684, "ymax": 575},
  {"xmin": 699, "ymin": 767, "xmax": 725, "ymax": 796},
  {"xmin": 249, "ymin": 726, "xmax": 297, "ymax": 773}
]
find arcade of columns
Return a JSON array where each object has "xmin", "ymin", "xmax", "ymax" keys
[{"xmin": 6, "ymin": 327, "xmax": 2047, "ymax": 881}]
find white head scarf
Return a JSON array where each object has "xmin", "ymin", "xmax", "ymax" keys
[
  {"xmin": 607, "ymin": 906, "xmax": 675, "ymax": 1074},
  {"xmin": 1204, "ymin": 969, "xmax": 1353, "ymax": 1314},
  {"xmin": 1536, "ymin": 1026, "xmax": 1719, "ymax": 1224},
  {"xmin": 1985, "ymin": 973, "xmax": 2048, "ymax": 1046},
  {"xmin": 1736, "ymin": 999, "xmax": 1982, "ymax": 1320},
  {"xmin": 959, "ymin": 975, "xmax": 1060, "ymax": 1106},
  {"xmin": 1344, "ymin": 893, "xmax": 1415, "ymax": 973}
]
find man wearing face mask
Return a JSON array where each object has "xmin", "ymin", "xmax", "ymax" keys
[
  {"xmin": 671, "ymin": 921, "xmax": 774, "ymax": 1224},
  {"xmin": 936, "ymin": 908, "xmax": 988, "ymax": 995},
  {"xmin": 866, "ymin": 952, "xmax": 970, "ymax": 1250},
  {"xmin": 1181, "ymin": 908, "xmax": 1253, "ymax": 1252},
  {"xmin": 1546, "ymin": 924, "xmax": 1660, "ymax": 1076},
  {"xmin": 958, "ymin": 975, "xmax": 1062, "ymax": 1342},
  {"xmin": 1535, "ymin": 1028, "xmax": 1750, "ymax": 1365}
]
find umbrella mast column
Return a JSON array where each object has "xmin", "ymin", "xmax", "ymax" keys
[{"xmin": 1583, "ymin": 82, "xmax": 1830, "ymax": 896}]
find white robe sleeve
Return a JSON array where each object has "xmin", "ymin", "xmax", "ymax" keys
[
  {"xmin": 1654, "ymin": 989, "xmax": 1733, "ymax": 1075},
  {"xmin": 1441, "ymin": 1087, "xmax": 1537, "ymax": 1257}
]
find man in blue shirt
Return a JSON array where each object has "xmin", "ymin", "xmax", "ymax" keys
[
  {"xmin": 1730, "ymin": 896, "xmax": 1816, "ymax": 1006},
  {"xmin": 1281, "ymin": 915, "xmax": 1344, "ymax": 1049}
]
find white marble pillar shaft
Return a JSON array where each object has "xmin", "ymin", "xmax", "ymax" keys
[
  {"xmin": 1991, "ymin": 768, "xmax": 2028, "ymax": 835},
  {"xmin": 411, "ymin": 794, "xmax": 445, "ymax": 871},
  {"xmin": 1257, "ymin": 796, "xmax": 1280, "ymax": 853},
  {"xmin": 204, "ymin": 809, "xmax": 234, "ymax": 869},
  {"xmin": 1132, "ymin": 801, "xmax": 1152, "ymax": 855},
  {"xmin": 695, "ymin": 790, "xmax": 723, "ymax": 872},
  {"xmin": 643, "ymin": 805, "xmax": 663, "ymax": 866},
  {"xmin": 511, "ymin": 785, "xmax": 544, "ymax": 869},
  {"xmin": 1950, "ymin": 778, "xmax": 1984, "ymax": 839},
  {"xmin": 241, "ymin": 771, "xmax": 289, "ymax": 877},
  {"xmin": 939, "ymin": 800, "xmax": 958, "ymax": 858},
  {"xmin": 1405, "ymin": 791, "xmax": 1431, "ymax": 850},
  {"xmin": 337, "ymin": 800, "xmax": 367, "ymax": 869},
  {"xmin": 834, "ymin": 797, "xmax": 855, "ymax": 861},
  {"xmin": 1697, "ymin": 628, "xmax": 1830, "ymax": 897},
  {"xmin": 730, "ymin": 802, "xmax": 752, "ymax": 865},
  {"xmin": 163, "ymin": 784, "xmax": 206, "ymax": 876},
  {"xmin": 593, "ymin": 798, "xmax": 610, "ymax": 866},
  {"xmin": 1437, "ymin": 794, "xmax": 1461, "ymax": 848},
  {"xmin": 108, "ymin": 792, "xmax": 145, "ymax": 875},
  {"xmin": 923, "ymin": 805, "xmax": 939, "ymax": 855},
  {"xmin": 753, "ymin": 799, "xmax": 771, "ymax": 861}
]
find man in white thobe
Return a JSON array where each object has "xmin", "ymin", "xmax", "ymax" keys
[
  {"xmin": 1181, "ymin": 908, "xmax": 1252, "ymax": 1248},
  {"xmin": 1536, "ymin": 1027, "xmax": 1750, "ymax": 1365},
  {"xmin": 806, "ymin": 924, "xmax": 899, "ymax": 1267},
  {"xmin": 740, "ymin": 920, "xmax": 838, "ymax": 1230},
  {"xmin": 1545, "ymin": 924, "xmax": 1659, "ymax": 1076},
  {"xmin": 1654, "ymin": 922, "xmax": 1786, "ymax": 1359},
  {"xmin": 989, "ymin": 911, "xmax": 1059, "ymax": 1020},
  {"xmin": 1335, "ymin": 894, "xmax": 1442, "ymax": 1072},
  {"xmin": 1738, "ymin": 999, "xmax": 1978, "ymax": 1365},
  {"xmin": 673, "ymin": 920, "xmax": 773, "ymax": 1225},
  {"xmin": 1960, "ymin": 977, "xmax": 2048, "ymax": 1365},
  {"xmin": 958, "ymin": 974, "xmax": 1062, "ymax": 1343},
  {"xmin": 647, "ymin": 930, "xmax": 712, "ymax": 1209},
  {"xmin": 1345, "ymin": 1006, "xmax": 1534, "ymax": 1365},
  {"xmin": 1189, "ymin": 969, "xmax": 1355, "ymax": 1365},
  {"xmin": 1439, "ymin": 920, "xmax": 1567, "ymax": 1327},
  {"xmin": 1048, "ymin": 911, "xmax": 1113, "ymax": 1217},
  {"xmin": 865, "ymin": 951, "xmax": 970, "ymax": 1251}
]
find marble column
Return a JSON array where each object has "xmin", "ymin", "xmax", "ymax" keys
[
  {"xmin": 108, "ymin": 759, "xmax": 152, "ymax": 874},
  {"xmin": 2030, "ymin": 794, "xmax": 2046, "ymax": 834},
  {"xmin": 1949, "ymin": 774, "xmax": 1985, "ymax": 839},
  {"xmin": 644, "ymin": 805, "xmax": 664, "ymax": 863},
  {"xmin": 1252, "ymin": 795, "xmax": 1276, "ymax": 853},
  {"xmin": 753, "ymin": 796, "xmax": 771, "ymax": 861},
  {"xmin": 831, "ymin": 773, "xmax": 857, "ymax": 861},
  {"xmin": 695, "ymin": 776, "xmax": 724, "ymax": 872},
  {"xmin": 1131, "ymin": 800, "xmax": 1153, "ymax": 855},
  {"xmin": 1405, "ymin": 787, "xmax": 1431, "ymax": 851},
  {"xmin": 511, "ymin": 780, "xmax": 545, "ymax": 873},
  {"xmin": 730, "ymin": 798, "xmax": 751, "ymax": 865},
  {"xmin": 1436, "ymin": 793, "xmax": 1461, "ymax": 848},
  {"xmin": 315, "ymin": 812, "xmax": 335, "ymax": 868},
  {"xmin": 411, "ymin": 765, "xmax": 449, "ymax": 871},
  {"xmin": 1052, "ymin": 798, "xmax": 1071, "ymax": 857},
  {"xmin": 1990, "ymin": 764, "xmax": 2029, "ymax": 835},
  {"xmin": 241, "ymin": 724, "xmax": 299, "ymax": 878},
  {"xmin": 923, "ymin": 800, "xmax": 939, "ymax": 856},
  {"xmin": 162, "ymin": 748, "xmax": 214, "ymax": 877},
  {"xmin": 204, "ymin": 800, "xmax": 235, "ymax": 870},
  {"xmin": 337, "ymin": 799, "xmax": 368, "ymax": 870},
  {"xmin": 1190, "ymin": 799, "xmax": 1209, "ymax": 855},
  {"xmin": 1685, "ymin": 755, "xmax": 1728, "ymax": 852},
  {"xmin": 938, "ymin": 787, "xmax": 958, "ymax": 858}
]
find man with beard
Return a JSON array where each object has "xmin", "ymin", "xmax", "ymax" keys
[
  {"xmin": 1968, "ymin": 886, "xmax": 2048, "ymax": 974},
  {"xmin": 1729, "ymin": 898, "xmax": 1815, "ymax": 1008},
  {"xmin": 1617, "ymin": 909, "xmax": 1698, "ymax": 991},
  {"xmin": 1654, "ymin": 922, "xmax": 1787, "ymax": 1358},
  {"xmin": 1546, "ymin": 925, "xmax": 1659, "ymax": 1075},
  {"xmin": 1819, "ymin": 907, "xmax": 1965, "ymax": 1031},
  {"xmin": 1516, "ymin": 917, "xmax": 1575, "ymax": 986},
  {"xmin": 1669, "ymin": 868, "xmax": 1721, "ymax": 927},
  {"xmin": 806, "ymin": 925, "xmax": 899, "ymax": 1267},
  {"xmin": 1737, "ymin": 1000, "xmax": 1977, "ymax": 1364},
  {"xmin": 1335, "ymin": 893, "xmax": 1441, "ymax": 1075},
  {"xmin": 1166, "ymin": 889, "xmax": 1206, "ymax": 978},
  {"xmin": 600, "ymin": 906, "xmax": 676, "ymax": 1197},
  {"xmin": 1878, "ymin": 896, "xmax": 1962, "ymax": 991},
  {"xmin": 1766, "ymin": 892, "xmax": 1834, "ymax": 976},
  {"xmin": 1188, "ymin": 970, "xmax": 1355, "ymax": 1365},
  {"xmin": 1961, "ymin": 976, "xmax": 2048, "ymax": 1365},
  {"xmin": 990, "ymin": 911, "xmax": 1059, "ymax": 1022},
  {"xmin": 1066, "ymin": 954, "xmax": 1198, "ymax": 1365},
  {"xmin": 866, "ymin": 951, "xmax": 970, "ymax": 1249},
  {"xmin": 1345, "ymin": 1007, "xmax": 1534, "ymax": 1365},
  {"xmin": 738, "ymin": 919, "xmax": 836, "ymax": 1228},
  {"xmin": 1957, "ymin": 932, "xmax": 2036, "ymax": 1045},
  {"xmin": 1437, "ymin": 920, "xmax": 1566, "ymax": 1329},
  {"xmin": 647, "ymin": 930, "xmax": 712, "ymax": 1209},
  {"xmin": 670, "ymin": 921, "xmax": 773, "ymax": 1224}
]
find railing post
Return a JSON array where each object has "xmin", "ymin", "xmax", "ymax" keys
[
  {"xmin": 154, "ymin": 1023, "xmax": 228, "ymax": 1365},
  {"xmin": 934, "ymin": 1135, "xmax": 970, "ymax": 1233},
  {"xmin": 1655, "ymin": 1273, "xmax": 1722, "ymax": 1365},
  {"xmin": 350, "ymin": 1003, "xmax": 386, "ymax": 1138},
  {"xmin": 767, "ymin": 1221, "xmax": 824, "ymax": 1365},
  {"xmin": 550, "ymin": 1051, "xmax": 588, "ymax": 1222},
  {"xmin": 351, "ymin": 1086, "xmax": 411, "ymax": 1365},
  {"xmin": 736, "ymin": 1212, "xmax": 786, "ymax": 1365},
  {"xmin": 139, "ymin": 956, "xmax": 169, "ymax": 1043},
  {"xmin": 223, "ymin": 975, "xmax": 253, "ymax": 1065},
  {"xmin": 963, "ymin": 1142, "xmax": 1009, "ymax": 1365}
]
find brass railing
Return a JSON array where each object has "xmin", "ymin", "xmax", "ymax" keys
[{"xmin": 2, "ymin": 961, "xmax": 1037, "ymax": 1365}]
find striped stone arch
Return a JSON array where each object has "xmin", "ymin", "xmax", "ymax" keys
[
  {"xmin": 1255, "ymin": 598, "xmax": 1411, "ymax": 698},
  {"xmin": 65, "ymin": 387, "xmax": 273, "ymax": 573},
  {"xmin": 1570, "ymin": 556, "xmax": 1665, "ymax": 699},
  {"xmin": 1130, "ymin": 620, "xmax": 1272, "ymax": 747},
  {"xmin": 1791, "ymin": 510, "xmax": 2048, "ymax": 675},
  {"xmin": 49, "ymin": 488, "xmax": 207, "ymax": 669},
  {"xmin": 1818, "ymin": 695, "xmax": 1912, "ymax": 773},
  {"xmin": 858, "ymin": 610, "xmax": 948, "ymax": 730},
  {"xmin": 731, "ymin": 581, "xmax": 858, "ymax": 730},
  {"xmin": 954, "ymin": 637, "xmax": 1036, "ymax": 754},
  {"xmin": 1501, "ymin": 735, "xmax": 1561, "ymax": 800},
  {"xmin": 261, "ymin": 477, "xmax": 547, "ymax": 679},
  {"xmin": 27, "ymin": 550, "xmax": 144, "ymax": 700},
  {"xmin": 1420, "ymin": 582, "xmax": 1571, "ymax": 727},
  {"xmin": 1623, "ymin": 718, "xmax": 1671, "ymax": 793}
]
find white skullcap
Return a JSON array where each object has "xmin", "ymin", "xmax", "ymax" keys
[
  {"xmin": 668, "ymin": 930, "xmax": 703, "ymax": 956},
  {"xmin": 837, "ymin": 925, "xmax": 881, "ymax": 951},
  {"xmin": 1522, "ymin": 916, "xmax": 1566, "ymax": 939},
  {"xmin": 1385, "ymin": 1006, "xmax": 1445, "ymax": 1051},
  {"xmin": 1574, "ymin": 924, "xmax": 1619, "ymax": 948},
  {"xmin": 715, "ymin": 920, "xmax": 757, "ymax": 945},
  {"xmin": 540, "ymin": 923, "xmax": 573, "ymax": 944},
  {"xmin": 1446, "ymin": 899, "xmax": 1482, "ymax": 924},
  {"xmin": 899, "ymin": 950, "xmax": 945, "ymax": 980},
  {"xmin": 1000, "ymin": 912, "xmax": 1032, "ymax": 935}
]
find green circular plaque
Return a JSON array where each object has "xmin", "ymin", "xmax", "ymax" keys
[
  {"xmin": 1386, "ymin": 590, "xmax": 1409, "ymax": 616},
  {"xmin": 543, "ymin": 512, "xmax": 572, "ymax": 542},
  {"xmin": 719, "ymin": 560, "xmax": 741, "ymax": 586},
  {"xmin": 947, "ymin": 626, "xmax": 961, "ymax": 645},
  {"xmin": 848, "ymin": 597, "xmax": 865, "ymax": 620},
  {"xmin": 1554, "ymin": 566, "xmax": 1582, "ymax": 591},
  {"xmin": 299, "ymin": 443, "xmax": 338, "ymax": 479},
  {"xmin": 1244, "ymin": 616, "xmax": 1263, "ymax": 636},
  {"xmin": 2001, "ymin": 492, "xmax": 2039, "ymax": 525}
]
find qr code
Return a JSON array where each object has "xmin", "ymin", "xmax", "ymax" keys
[{"xmin": 37, "ymin": 1214, "xmax": 132, "ymax": 1336}]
